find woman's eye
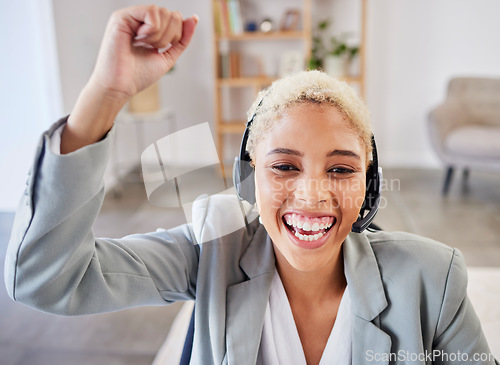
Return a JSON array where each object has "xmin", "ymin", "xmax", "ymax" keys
[
  {"xmin": 271, "ymin": 164, "xmax": 298, "ymax": 172},
  {"xmin": 328, "ymin": 167, "xmax": 356, "ymax": 175}
]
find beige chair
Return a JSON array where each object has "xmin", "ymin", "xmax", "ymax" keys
[{"xmin": 428, "ymin": 77, "xmax": 500, "ymax": 194}]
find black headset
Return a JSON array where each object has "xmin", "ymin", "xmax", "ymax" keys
[{"xmin": 233, "ymin": 98, "xmax": 382, "ymax": 233}]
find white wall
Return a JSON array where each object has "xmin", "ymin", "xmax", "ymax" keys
[
  {"xmin": 52, "ymin": 0, "xmax": 123, "ymax": 114},
  {"xmin": 366, "ymin": 0, "xmax": 500, "ymax": 167},
  {"xmin": 0, "ymin": 0, "xmax": 62, "ymax": 212}
]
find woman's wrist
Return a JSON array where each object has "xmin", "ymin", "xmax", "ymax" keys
[{"xmin": 61, "ymin": 81, "xmax": 128, "ymax": 154}]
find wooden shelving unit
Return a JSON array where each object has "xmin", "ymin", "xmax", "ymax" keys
[
  {"xmin": 211, "ymin": 0, "xmax": 366, "ymax": 169},
  {"xmin": 216, "ymin": 75, "xmax": 278, "ymax": 88},
  {"xmin": 212, "ymin": 0, "xmax": 312, "ymax": 169},
  {"xmin": 215, "ymin": 30, "xmax": 306, "ymax": 41},
  {"xmin": 359, "ymin": 0, "xmax": 367, "ymax": 98}
]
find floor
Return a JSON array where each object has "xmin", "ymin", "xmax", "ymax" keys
[
  {"xmin": 375, "ymin": 168, "xmax": 500, "ymax": 267},
  {"xmin": 1, "ymin": 167, "xmax": 499, "ymax": 364}
]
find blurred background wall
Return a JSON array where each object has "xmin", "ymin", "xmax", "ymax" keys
[
  {"xmin": 366, "ymin": 0, "xmax": 500, "ymax": 167},
  {"xmin": 1, "ymin": 0, "xmax": 500, "ymax": 211},
  {"xmin": 1, "ymin": 0, "xmax": 63, "ymax": 211}
]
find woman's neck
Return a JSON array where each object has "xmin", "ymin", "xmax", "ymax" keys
[
  {"xmin": 275, "ymin": 245, "xmax": 346, "ymax": 305},
  {"xmin": 274, "ymin": 244, "xmax": 347, "ymax": 365}
]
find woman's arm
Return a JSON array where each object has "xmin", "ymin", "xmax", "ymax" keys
[
  {"xmin": 433, "ymin": 249, "xmax": 499, "ymax": 364},
  {"xmin": 5, "ymin": 122, "xmax": 199, "ymax": 314},
  {"xmin": 61, "ymin": 5, "xmax": 198, "ymax": 154},
  {"xmin": 4, "ymin": 5, "xmax": 200, "ymax": 314}
]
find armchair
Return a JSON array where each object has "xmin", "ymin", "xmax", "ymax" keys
[{"xmin": 428, "ymin": 77, "xmax": 500, "ymax": 194}]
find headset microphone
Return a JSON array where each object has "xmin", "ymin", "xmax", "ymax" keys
[
  {"xmin": 351, "ymin": 136, "xmax": 382, "ymax": 233},
  {"xmin": 233, "ymin": 99, "xmax": 382, "ymax": 233}
]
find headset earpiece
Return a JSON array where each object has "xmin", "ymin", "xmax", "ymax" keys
[
  {"xmin": 233, "ymin": 99, "xmax": 262, "ymax": 205},
  {"xmin": 351, "ymin": 136, "xmax": 382, "ymax": 233},
  {"xmin": 233, "ymin": 129, "xmax": 256, "ymax": 204}
]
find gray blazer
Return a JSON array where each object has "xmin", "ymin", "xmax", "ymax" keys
[{"xmin": 4, "ymin": 118, "xmax": 498, "ymax": 365}]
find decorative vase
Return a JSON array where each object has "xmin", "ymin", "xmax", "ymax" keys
[
  {"xmin": 348, "ymin": 55, "xmax": 360, "ymax": 77},
  {"xmin": 324, "ymin": 55, "xmax": 345, "ymax": 78}
]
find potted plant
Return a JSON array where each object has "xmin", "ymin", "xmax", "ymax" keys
[
  {"xmin": 308, "ymin": 19, "xmax": 359, "ymax": 78},
  {"xmin": 323, "ymin": 34, "xmax": 348, "ymax": 77},
  {"xmin": 308, "ymin": 19, "xmax": 330, "ymax": 70}
]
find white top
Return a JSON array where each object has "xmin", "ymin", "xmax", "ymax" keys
[{"xmin": 257, "ymin": 270, "xmax": 352, "ymax": 365}]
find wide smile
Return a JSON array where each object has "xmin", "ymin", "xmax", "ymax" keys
[{"xmin": 282, "ymin": 212, "xmax": 336, "ymax": 248}]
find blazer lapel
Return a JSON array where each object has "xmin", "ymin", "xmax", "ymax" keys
[
  {"xmin": 225, "ymin": 227, "xmax": 275, "ymax": 365},
  {"xmin": 352, "ymin": 317, "xmax": 392, "ymax": 365},
  {"xmin": 344, "ymin": 233, "xmax": 392, "ymax": 365}
]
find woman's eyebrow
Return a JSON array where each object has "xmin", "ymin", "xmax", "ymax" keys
[
  {"xmin": 266, "ymin": 148, "xmax": 360, "ymax": 159},
  {"xmin": 326, "ymin": 149, "xmax": 360, "ymax": 159},
  {"xmin": 266, "ymin": 148, "xmax": 303, "ymax": 157}
]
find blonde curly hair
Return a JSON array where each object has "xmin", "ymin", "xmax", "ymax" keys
[{"xmin": 246, "ymin": 70, "xmax": 372, "ymax": 162}]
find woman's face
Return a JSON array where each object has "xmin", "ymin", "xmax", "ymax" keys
[{"xmin": 253, "ymin": 103, "xmax": 367, "ymax": 272}]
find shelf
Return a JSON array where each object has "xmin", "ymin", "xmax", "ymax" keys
[
  {"xmin": 219, "ymin": 122, "xmax": 246, "ymax": 134},
  {"xmin": 217, "ymin": 76, "xmax": 277, "ymax": 87},
  {"xmin": 216, "ymin": 31, "xmax": 306, "ymax": 41},
  {"xmin": 211, "ymin": 0, "xmax": 320, "ymax": 162},
  {"xmin": 217, "ymin": 75, "xmax": 361, "ymax": 88},
  {"xmin": 212, "ymin": 0, "xmax": 366, "ymax": 164},
  {"xmin": 340, "ymin": 76, "xmax": 363, "ymax": 83}
]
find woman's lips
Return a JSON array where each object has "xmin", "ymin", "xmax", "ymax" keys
[{"xmin": 282, "ymin": 213, "xmax": 336, "ymax": 243}]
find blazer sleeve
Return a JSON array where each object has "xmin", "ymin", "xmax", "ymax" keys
[
  {"xmin": 433, "ymin": 248, "xmax": 499, "ymax": 364},
  {"xmin": 4, "ymin": 117, "xmax": 199, "ymax": 315}
]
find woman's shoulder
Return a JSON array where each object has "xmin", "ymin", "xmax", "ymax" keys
[
  {"xmin": 366, "ymin": 230, "xmax": 457, "ymax": 263},
  {"xmin": 364, "ymin": 229, "xmax": 467, "ymax": 293},
  {"xmin": 191, "ymin": 193, "xmax": 260, "ymax": 244}
]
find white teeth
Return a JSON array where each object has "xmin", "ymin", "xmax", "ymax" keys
[
  {"xmin": 294, "ymin": 231, "xmax": 324, "ymax": 242},
  {"xmin": 285, "ymin": 214, "xmax": 335, "ymax": 233}
]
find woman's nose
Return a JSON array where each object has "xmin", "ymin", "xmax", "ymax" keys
[{"xmin": 293, "ymin": 176, "xmax": 332, "ymax": 204}]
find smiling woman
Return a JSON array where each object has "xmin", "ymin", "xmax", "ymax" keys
[
  {"xmin": 254, "ymin": 102, "xmax": 366, "ymax": 262},
  {"xmin": 253, "ymin": 102, "xmax": 365, "ymax": 364},
  {"xmin": 3, "ymin": 4, "xmax": 499, "ymax": 365}
]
